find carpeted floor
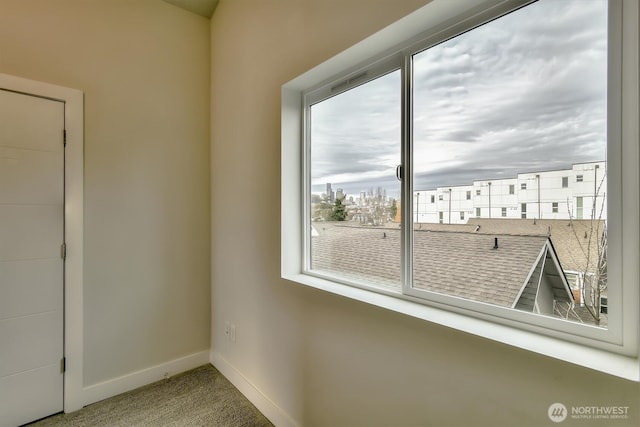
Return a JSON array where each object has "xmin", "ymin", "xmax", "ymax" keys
[{"xmin": 27, "ymin": 365, "xmax": 274, "ymax": 427}]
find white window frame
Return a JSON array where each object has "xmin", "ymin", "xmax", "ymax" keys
[{"xmin": 282, "ymin": 0, "xmax": 639, "ymax": 381}]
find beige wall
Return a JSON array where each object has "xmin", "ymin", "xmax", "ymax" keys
[
  {"xmin": 210, "ymin": 1, "xmax": 640, "ymax": 426},
  {"xmin": 0, "ymin": 0, "xmax": 211, "ymax": 386}
]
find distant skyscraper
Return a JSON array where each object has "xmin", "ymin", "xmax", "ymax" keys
[{"xmin": 326, "ymin": 183, "xmax": 334, "ymax": 202}]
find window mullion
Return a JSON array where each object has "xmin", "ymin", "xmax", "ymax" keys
[{"xmin": 401, "ymin": 51, "xmax": 414, "ymax": 295}]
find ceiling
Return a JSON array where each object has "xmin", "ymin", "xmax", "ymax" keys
[{"xmin": 161, "ymin": 0, "xmax": 219, "ymax": 18}]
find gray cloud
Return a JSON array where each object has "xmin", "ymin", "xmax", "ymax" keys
[{"xmin": 311, "ymin": 0, "xmax": 607, "ymax": 197}]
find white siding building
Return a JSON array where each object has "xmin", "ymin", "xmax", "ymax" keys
[
  {"xmin": 473, "ymin": 178, "xmax": 519, "ymax": 219},
  {"xmin": 414, "ymin": 185, "xmax": 474, "ymax": 224},
  {"xmin": 414, "ymin": 161, "xmax": 606, "ymax": 223}
]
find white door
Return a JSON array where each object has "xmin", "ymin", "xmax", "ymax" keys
[{"xmin": 0, "ymin": 89, "xmax": 65, "ymax": 426}]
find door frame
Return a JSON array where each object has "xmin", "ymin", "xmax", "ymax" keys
[{"xmin": 0, "ymin": 73, "xmax": 84, "ymax": 413}]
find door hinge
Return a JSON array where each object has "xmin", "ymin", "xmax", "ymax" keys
[
  {"xmin": 61, "ymin": 357, "xmax": 66, "ymax": 373},
  {"xmin": 63, "ymin": 129, "xmax": 67, "ymax": 146},
  {"xmin": 61, "ymin": 243, "xmax": 67, "ymax": 260}
]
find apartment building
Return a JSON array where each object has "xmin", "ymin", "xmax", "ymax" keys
[{"xmin": 416, "ymin": 161, "xmax": 607, "ymax": 224}]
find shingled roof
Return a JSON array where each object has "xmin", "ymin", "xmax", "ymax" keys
[
  {"xmin": 310, "ymin": 223, "xmax": 573, "ymax": 310},
  {"xmin": 467, "ymin": 218, "xmax": 605, "ymax": 274}
]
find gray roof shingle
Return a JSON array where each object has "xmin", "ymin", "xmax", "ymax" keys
[
  {"xmin": 311, "ymin": 223, "xmax": 558, "ymax": 308},
  {"xmin": 466, "ymin": 218, "xmax": 605, "ymax": 274}
]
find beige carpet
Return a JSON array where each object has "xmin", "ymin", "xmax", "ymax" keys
[{"xmin": 27, "ymin": 365, "xmax": 273, "ymax": 427}]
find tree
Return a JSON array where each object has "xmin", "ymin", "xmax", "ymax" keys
[
  {"xmin": 330, "ymin": 196, "xmax": 347, "ymax": 221},
  {"xmin": 312, "ymin": 194, "xmax": 332, "ymax": 221},
  {"xmin": 561, "ymin": 172, "xmax": 607, "ymax": 326},
  {"xmin": 389, "ymin": 198, "xmax": 398, "ymax": 221}
]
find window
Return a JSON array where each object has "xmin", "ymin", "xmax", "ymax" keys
[
  {"xmin": 466, "ymin": 190, "xmax": 471, "ymax": 200},
  {"xmin": 460, "ymin": 211, "xmax": 465, "ymax": 220},
  {"xmin": 521, "ymin": 183, "xmax": 527, "ymax": 190},
  {"xmin": 509, "ymin": 184, "xmax": 515, "ymax": 195},
  {"xmin": 283, "ymin": 0, "xmax": 639, "ymax": 380},
  {"xmin": 438, "ymin": 194, "xmax": 443, "ymax": 201},
  {"xmin": 562, "ymin": 176, "xmax": 569, "ymax": 188},
  {"xmin": 576, "ymin": 196, "xmax": 583, "ymax": 219},
  {"xmin": 552, "ymin": 202, "xmax": 559, "ymax": 213},
  {"xmin": 309, "ymin": 69, "xmax": 401, "ymax": 287},
  {"xmin": 430, "ymin": 195, "xmax": 435, "ymax": 203},
  {"xmin": 577, "ymin": 174, "xmax": 584, "ymax": 182},
  {"xmin": 475, "ymin": 189, "xmax": 481, "ymax": 196},
  {"xmin": 501, "ymin": 207, "xmax": 507, "ymax": 217}
]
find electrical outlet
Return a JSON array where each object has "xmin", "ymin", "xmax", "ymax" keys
[{"xmin": 230, "ymin": 324, "xmax": 236, "ymax": 343}]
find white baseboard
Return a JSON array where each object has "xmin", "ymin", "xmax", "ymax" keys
[
  {"xmin": 211, "ymin": 351, "xmax": 298, "ymax": 427},
  {"xmin": 80, "ymin": 350, "xmax": 210, "ymax": 408}
]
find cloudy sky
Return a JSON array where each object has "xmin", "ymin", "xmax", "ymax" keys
[{"xmin": 310, "ymin": 0, "xmax": 607, "ymax": 199}]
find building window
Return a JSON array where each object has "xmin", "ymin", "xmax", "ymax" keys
[
  {"xmin": 552, "ymin": 202, "xmax": 559, "ymax": 213},
  {"xmin": 476, "ymin": 189, "xmax": 481, "ymax": 196},
  {"xmin": 576, "ymin": 196, "xmax": 583, "ymax": 219},
  {"xmin": 562, "ymin": 176, "xmax": 569, "ymax": 188},
  {"xmin": 577, "ymin": 174, "xmax": 584, "ymax": 182},
  {"xmin": 430, "ymin": 195, "xmax": 435, "ymax": 203},
  {"xmin": 501, "ymin": 207, "xmax": 507, "ymax": 217},
  {"xmin": 438, "ymin": 194, "xmax": 443, "ymax": 201},
  {"xmin": 460, "ymin": 211, "xmax": 465, "ymax": 220},
  {"xmin": 283, "ymin": 0, "xmax": 638, "ymax": 379},
  {"xmin": 509, "ymin": 184, "xmax": 515, "ymax": 195},
  {"xmin": 521, "ymin": 183, "xmax": 527, "ymax": 190},
  {"xmin": 466, "ymin": 190, "xmax": 471, "ymax": 200}
]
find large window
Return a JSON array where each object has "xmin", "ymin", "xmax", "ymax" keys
[
  {"xmin": 309, "ymin": 69, "xmax": 401, "ymax": 289},
  {"xmin": 283, "ymin": 0, "xmax": 639, "ymax": 380},
  {"xmin": 409, "ymin": 0, "xmax": 607, "ymax": 321}
]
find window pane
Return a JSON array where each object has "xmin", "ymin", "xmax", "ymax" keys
[
  {"xmin": 309, "ymin": 70, "xmax": 401, "ymax": 289},
  {"xmin": 412, "ymin": 0, "xmax": 607, "ymax": 327}
]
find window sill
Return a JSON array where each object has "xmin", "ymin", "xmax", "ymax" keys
[{"xmin": 284, "ymin": 272, "xmax": 639, "ymax": 381}]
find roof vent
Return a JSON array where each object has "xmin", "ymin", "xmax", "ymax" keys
[{"xmin": 493, "ymin": 237, "xmax": 499, "ymax": 250}]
